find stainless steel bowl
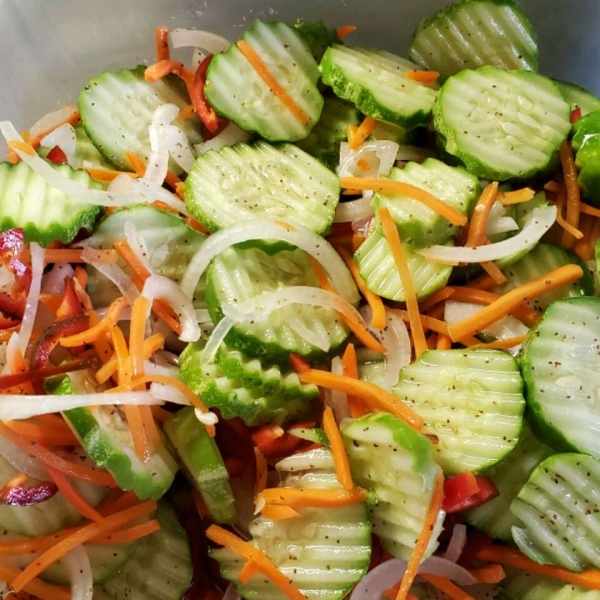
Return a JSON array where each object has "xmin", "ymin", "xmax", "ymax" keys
[{"xmin": 0, "ymin": 0, "xmax": 597, "ymax": 128}]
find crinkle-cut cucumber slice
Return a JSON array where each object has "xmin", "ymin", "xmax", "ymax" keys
[
  {"xmin": 206, "ymin": 245, "xmax": 350, "ymax": 367},
  {"xmin": 572, "ymin": 109, "xmax": 600, "ymax": 206},
  {"xmin": 0, "ymin": 160, "xmax": 103, "ymax": 245},
  {"xmin": 179, "ymin": 342, "xmax": 316, "ymax": 427},
  {"xmin": 356, "ymin": 348, "xmax": 388, "ymax": 388},
  {"xmin": 320, "ymin": 44, "xmax": 439, "ymax": 129},
  {"xmin": 494, "ymin": 243, "xmax": 593, "ymax": 313},
  {"xmin": 342, "ymin": 413, "xmax": 444, "ymax": 560},
  {"xmin": 205, "ymin": 20, "xmax": 323, "ymax": 142},
  {"xmin": 354, "ymin": 230, "xmax": 453, "ymax": 302},
  {"xmin": 393, "ymin": 349, "xmax": 525, "ymax": 475},
  {"xmin": 410, "ymin": 0, "xmax": 538, "ymax": 80},
  {"xmin": 519, "ymin": 296, "xmax": 600, "ymax": 458},
  {"xmin": 434, "ymin": 66, "xmax": 571, "ymax": 181},
  {"xmin": 464, "ymin": 426, "xmax": 553, "ymax": 541},
  {"xmin": 164, "ymin": 407, "xmax": 235, "ymax": 524},
  {"xmin": 293, "ymin": 19, "xmax": 339, "ymax": 63},
  {"xmin": 371, "ymin": 158, "xmax": 480, "ymax": 246},
  {"xmin": 212, "ymin": 447, "xmax": 371, "ymax": 600},
  {"xmin": 184, "ymin": 141, "xmax": 339, "ymax": 236},
  {"xmin": 510, "ymin": 453, "xmax": 600, "ymax": 571},
  {"xmin": 78, "ymin": 66, "xmax": 203, "ymax": 172},
  {"xmin": 556, "ymin": 80, "xmax": 600, "ymax": 117},
  {"xmin": 85, "ymin": 204, "xmax": 207, "ymax": 309},
  {"xmin": 503, "ymin": 569, "xmax": 600, "ymax": 600}
]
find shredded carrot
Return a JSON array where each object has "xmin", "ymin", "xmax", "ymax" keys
[
  {"xmin": 418, "ymin": 286, "xmax": 455, "ymax": 312},
  {"xmin": 465, "ymin": 274, "xmax": 497, "ymax": 291},
  {"xmin": 3, "ymin": 420, "xmax": 78, "ymax": 446},
  {"xmin": 476, "ymin": 544, "xmax": 600, "ymax": 590},
  {"xmin": 555, "ymin": 183, "xmax": 585, "ymax": 240},
  {"xmin": 254, "ymin": 447, "xmax": 268, "ymax": 497},
  {"xmin": 98, "ymin": 490, "xmax": 139, "ymax": 516},
  {"xmin": 110, "ymin": 325, "xmax": 132, "ymax": 389},
  {"xmin": 206, "ymin": 525, "xmax": 308, "ymax": 600},
  {"xmin": 346, "ymin": 124, "xmax": 358, "ymax": 146},
  {"xmin": 236, "ymin": 40, "xmax": 310, "ymax": 125},
  {"xmin": 129, "ymin": 295, "xmax": 150, "ymax": 379},
  {"xmin": 23, "ymin": 248, "xmax": 117, "ymax": 264},
  {"xmin": 309, "ymin": 256, "xmax": 334, "ymax": 292},
  {"xmin": 178, "ymin": 103, "xmax": 195, "ymax": 120},
  {"xmin": 419, "ymin": 574, "xmax": 474, "ymax": 600},
  {"xmin": 395, "ymin": 471, "xmax": 444, "ymax": 600},
  {"xmin": 342, "ymin": 343, "xmax": 368, "ymax": 418},
  {"xmin": 93, "ymin": 519, "xmax": 161, "ymax": 544},
  {"xmin": 405, "ymin": 70, "xmax": 439, "ymax": 84},
  {"xmin": 467, "ymin": 335, "xmax": 528, "ymax": 350},
  {"xmin": 299, "ymin": 369, "xmax": 424, "ymax": 431},
  {"xmin": 469, "ymin": 564, "xmax": 506, "ymax": 584},
  {"xmin": 560, "ymin": 140, "xmax": 582, "ymax": 249},
  {"xmin": 261, "ymin": 505, "xmax": 302, "ymax": 520},
  {"xmin": 289, "ymin": 353, "xmax": 311, "ymax": 373},
  {"xmin": 379, "ymin": 207, "xmax": 427, "ymax": 357},
  {"xmin": 448, "ymin": 265, "xmax": 583, "ymax": 341},
  {"xmin": 144, "ymin": 59, "xmax": 194, "ymax": 85},
  {"xmin": 322, "ymin": 407, "xmax": 354, "ymax": 490},
  {"xmin": 426, "ymin": 332, "xmax": 437, "ymax": 349},
  {"xmin": 0, "ymin": 424, "xmax": 117, "ymax": 487},
  {"xmin": 544, "ymin": 180, "xmax": 561, "ymax": 194},
  {"xmin": 343, "ymin": 178, "xmax": 468, "ymax": 227},
  {"xmin": 258, "ymin": 486, "xmax": 368, "ymax": 509},
  {"xmin": 350, "ymin": 116, "xmax": 377, "ymax": 150},
  {"xmin": 7, "ymin": 140, "xmax": 36, "ymax": 157},
  {"xmin": 353, "ymin": 233, "xmax": 365, "ymax": 250},
  {"xmin": 580, "ymin": 202, "xmax": 600, "ymax": 218},
  {"xmin": 337, "ymin": 246, "xmax": 386, "ymax": 329},
  {"xmin": 155, "ymin": 25, "xmax": 170, "ymax": 61},
  {"xmin": 336, "ymin": 25, "xmax": 357, "ymax": 39},
  {"xmin": 356, "ymin": 157, "xmax": 370, "ymax": 171},
  {"xmin": 151, "ymin": 405, "xmax": 172, "ymax": 422},
  {"xmin": 0, "ymin": 561, "xmax": 70, "ymax": 600},
  {"xmin": 480, "ymin": 260, "xmax": 507, "ymax": 285},
  {"xmin": 497, "ymin": 187, "xmax": 536, "ymax": 205},
  {"xmin": 47, "ymin": 467, "xmax": 104, "ymax": 522},
  {"xmin": 436, "ymin": 333, "xmax": 452, "ymax": 349},
  {"xmin": 466, "ymin": 182, "xmax": 499, "ymax": 248},
  {"xmin": 11, "ymin": 500, "xmax": 157, "ymax": 592},
  {"xmin": 238, "ymin": 559, "xmax": 260, "ymax": 584},
  {"xmin": 86, "ymin": 167, "xmax": 138, "ymax": 182}
]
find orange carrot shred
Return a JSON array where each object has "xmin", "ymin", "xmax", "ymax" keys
[
  {"xmin": 289, "ymin": 353, "xmax": 311, "ymax": 373},
  {"xmin": 261, "ymin": 505, "xmax": 302, "ymax": 521},
  {"xmin": 144, "ymin": 59, "xmax": 194, "ymax": 85},
  {"xmin": 580, "ymin": 202, "xmax": 600, "ymax": 218},
  {"xmin": 206, "ymin": 525, "xmax": 308, "ymax": 600},
  {"xmin": 555, "ymin": 183, "xmax": 584, "ymax": 240},
  {"xmin": 47, "ymin": 467, "xmax": 104, "ymax": 522},
  {"xmin": 0, "ymin": 560, "xmax": 70, "ymax": 600},
  {"xmin": 322, "ymin": 407, "xmax": 354, "ymax": 490},
  {"xmin": 419, "ymin": 574, "xmax": 474, "ymax": 600},
  {"xmin": 469, "ymin": 564, "xmax": 506, "ymax": 584},
  {"xmin": 466, "ymin": 335, "xmax": 528, "ymax": 350},
  {"xmin": 480, "ymin": 260, "xmax": 507, "ymax": 285},
  {"xmin": 236, "ymin": 40, "xmax": 310, "ymax": 125},
  {"xmin": 342, "ymin": 343, "xmax": 369, "ymax": 418},
  {"xmin": 379, "ymin": 207, "xmax": 427, "ymax": 357},
  {"xmin": 560, "ymin": 140, "xmax": 582, "ymax": 249},
  {"xmin": 129, "ymin": 295, "xmax": 151, "ymax": 379},
  {"xmin": 178, "ymin": 104, "xmax": 195, "ymax": 120},
  {"xmin": 258, "ymin": 486, "xmax": 368, "ymax": 509},
  {"xmin": 336, "ymin": 25, "xmax": 357, "ymax": 39},
  {"xmin": 395, "ymin": 471, "xmax": 444, "ymax": 600},
  {"xmin": 405, "ymin": 70, "xmax": 439, "ymax": 84},
  {"xmin": 466, "ymin": 182, "xmax": 499, "ymax": 248},
  {"xmin": 3, "ymin": 420, "xmax": 78, "ymax": 446},
  {"xmin": 349, "ymin": 116, "xmax": 377, "ymax": 150},
  {"xmin": 346, "ymin": 124, "xmax": 358, "ymax": 146},
  {"xmin": 239, "ymin": 559, "xmax": 260, "ymax": 584},
  {"xmin": 86, "ymin": 167, "xmax": 138, "ymax": 182},
  {"xmin": 436, "ymin": 334, "xmax": 452, "ymax": 350},
  {"xmin": 254, "ymin": 447, "xmax": 268, "ymax": 497},
  {"xmin": 93, "ymin": 519, "xmax": 161, "ymax": 544},
  {"xmin": 343, "ymin": 178, "xmax": 468, "ymax": 227},
  {"xmin": 497, "ymin": 187, "xmax": 535, "ymax": 205},
  {"xmin": 155, "ymin": 26, "xmax": 170, "ymax": 62}
]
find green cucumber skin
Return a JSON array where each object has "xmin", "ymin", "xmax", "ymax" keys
[
  {"xmin": 556, "ymin": 80, "xmax": 600, "ymax": 116},
  {"xmin": 573, "ymin": 110, "xmax": 600, "ymax": 206},
  {"xmin": 293, "ymin": 19, "xmax": 339, "ymax": 63}
]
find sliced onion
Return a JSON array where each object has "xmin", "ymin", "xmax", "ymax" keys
[
  {"xmin": 329, "ymin": 357, "xmax": 350, "ymax": 421},
  {"xmin": 191, "ymin": 48, "xmax": 206, "ymax": 70},
  {"xmin": 165, "ymin": 123, "xmax": 196, "ymax": 173},
  {"xmin": 149, "ymin": 382, "xmax": 190, "ymax": 405},
  {"xmin": 360, "ymin": 307, "xmax": 411, "ymax": 390},
  {"xmin": 62, "ymin": 546, "xmax": 93, "ymax": 600},
  {"xmin": 170, "ymin": 28, "xmax": 231, "ymax": 53},
  {"xmin": 350, "ymin": 556, "xmax": 478, "ymax": 600},
  {"xmin": 444, "ymin": 523, "xmax": 468, "ymax": 563},
  {"xmin": 396, "ymin": 144, "xmax": 436, "ymax": 163},
  {"xmin": 124, "ymin": 221, "xmax": 154, "ymax": 274},
  {"xmin": 0, "ymin": 432, "xmax": 49, "ymax": 479},
  {"xmin": 222, "ymin": 584, "xmax": 242, "ymax": 600},
  {"xmin": 82, "ymin": 247, "xmax": 139, "ymax": 304},
  {"xmin": 195, "ymin": 122, "xmax": 251, "ymax": 154},
  {"xmin": 195, "ymin": 408, "xmax": 219, "ymax": 426},
  {"xmin": 2, "ymin": 332, "xmax": 20, "ymax": 375},
  {"xmin": 0, "ymin": 122, "xmax": 185, "ymax": 213},
  {"xmin": 141, "ymin": 275, "xmax": 201, "ymax": 342},
  {"xmin": 42, "ymin": 263, "xmax": 74, "ymax": 295},
  {"xmin": 18, "ymin": 243, "xmax": 44, "ymax": 353},
  {"xmin": 334, "ymin": 195, "xmax": 374, "ymax": 224},
  {"xmin": 288, "ymin": 314, "xmax": 330, "ymax": 352},
  {"xmin": 418, "ymin": 205, "xmax": 557, "ymax": 264},
  {"xmin": 486, "ymin": 201, "xmax": 519, "ymax": 236},
  {"xmin": 29, "ymin": 106, "xmax": 78, "ymax": 139},
  {"xmin": 339, "ymin": 140, "xmax": 399, "ymax": 179},
  {"xmin": 181, "ymin": 219, "xmax": 359, "ymax": 304},
  {"xmin": 144, "ymin": 104, "xmax": 180, "ymax": 185},
  {"xmin": 39, "ymin": 123, "xmax": 77, "ymax": 163},
  {"xmin": 144, "ymin": 361, "xmax": 180, "ymax": 378}
]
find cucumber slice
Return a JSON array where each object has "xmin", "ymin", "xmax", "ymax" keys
[
  {"xmin": 205, "ymin": 20, "xmax": 323, "ymax": 142},
  {"xmin": 369, "ymin": 121, "xmax": 417, "ymax": 145},
  {"xmin": 519, "ymin": 296, "xmax": 600, "ymax": 458},
  {"xmin": 320, "ymin": 45, "xmax": 438, "ymax": 129},
  {"xmin": 206, "ymin": 245, "xmax": 350, "ymax": 366},
  {"xmin": 371, "ymin": 159, "xmax": 480, "ymax": 246},
  {"xmin": 494, "ymin": 243, "xmax": 593, "ymax": 313},
  {"xmin": 556, "ymin": 80, "xmax": 600, "ymax": 117},
  {"xmin": 434, "ymin": 66, "xmax": 571, "ymax": 181},
  {"xmin": 464, "ymin": 426, "xmax": 553, "ymax": 541},
  {"xmin": 393, "ymin": 349, "xmax": 525, "ymax": 475},
  {"xmin": 55, "ymin": 377, "xmax": 179, "ymax": 501},
  {"xmin": 0, "ymin": 451, "xmax": 106, "ymax": 536},
  {"xmin": 356, "ymin": 348, "xmax": 387, "ymax": 388},
  {"xmin": 212, "ymin": 447, "xmax": 371, "ymax": 600},
  {"xmin": 73, "ymin": 124, "xmax": 116, "ymax": 170},
  {"xmin": 572, "ymin": 110, "xmax": 600, "ymax": 206},
  {"xmin": 180, "ymin": 342, "xmax": 316, "ymax": 426},
  {"xmin": 342, "ymin": 413, "xmax": 444, "ymax": 560},
  {"xmin": 98, "ymin": 501, "xmax": 192, "ymax": 600},
  {"xmin": 504, "ymin": 570, "xmax": 600, "ymax": 600},
  {"xmin": 510, "ymin": 453, "xmax": 600, "ymax": 571},
  {"xmin": 85, "ymin": 204, "xmax": 207, "ymax": 309},
  {"xmin": 163, "ymin": 407, "xmax": 235, "ymax": 524},
  {"xmin": 293, "ymin": 19, "xmax": 339, "ymax": 63},
  {"xmin": 0, "ymin": 160, "xmax": 103, "ymax": 246},
  {"xmin": 296, "ymin": 96, "xmax": 361, "ymax": 170},
  {"xmin": 409, "ymin": 0, "xmax": 538, "ymax": 81},
  {"xmin": 354, "ymin": 230, "xmax": 453, "ymax": 302},
  {"xmin": 184, "ymin": 141, "xmax": 339, "ymax": 236},
  {"xmin": 78, "ymin": 66, "xmax": 203, "ymax": 172},
  {"xmin": 216, "ymin": 343, "xmax": 318, "ymax": 398}
]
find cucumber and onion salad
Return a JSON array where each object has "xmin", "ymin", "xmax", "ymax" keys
[{"xmin": 0, "ymin": 1, "xmax": 599, "ymax": 599}]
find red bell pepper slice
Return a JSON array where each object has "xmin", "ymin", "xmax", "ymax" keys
[
  {"xmin": 0, "ymin": 482, "xmax": 58, "ymax": 506},
  {"xmin": 252, "ymin": 421, "xmax": 316, "ymax": 458},
  {"xmin": 443, "ymin": 473, "xmax": 499, "ymax": 513},
  {"xmin": 55, "ymin": 278, "xmax": 84, "ymax": 320},
  {"xmin": 46, "ymin": 145, "xmax": 68, "ymax": 165},
  {"xmin": 191, "ymin": 55, "xmax": 220, "ymax": 134},
  {"xmin": 571, "ymin": 107, "xmax": 583, "ymax": 124},
  {"xmin": 289, "ymin": 353, "xmax": 311, "ymax": 373}
]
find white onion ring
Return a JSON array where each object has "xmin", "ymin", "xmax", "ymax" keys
[
  {"xmin": 144, "ymin": 104, "xmax": 180, "ymax": 185},
  {"xmin": 165, "ymin": 123, "xmax": 196, "ymax": 173},
  {"xmin": 39, "ymin": 123, "xmax": 77, "ymax": 163},
  {"xmin": 334, "ymin": 195, "xmax": 374, "ymax": 224},
  {"xmin": 329, "ymin": 357, "xmax": 350, "ymax": 421},
  {"xmin": 141, "ymin": 274, "xmax": 201, "ymax": 342},
  {"xmin": 29, "ymin": 106, "xmax": 78, "ymax": 138},
  {"xmin": 42, "ymin": 263, "xmax": 74, "ymax": 295},
  {"xmin": 444, "ymin": 523, "xmax": 468, "ymax": 563},
  {"xmin": 288, "ymin": 314, "xmax": 330, "ymax": 352},
  {"xmin": 124, "ymin": 221, "xmax": 154, "ymax": 275},
  {"xmin": 149, "ymin": 381, "xmax": 190, "ymax": 405},
  {"xmin": 18, "ymin": 243, "xmax": 44, "ymax": 353},
  {"xmin": 181, "ymin": 218, "xmax": 359, "ymax": 304},
  {"xmin": 63, "ymin": 547, "xmax": 93, "ymax": 600},
  {"xmin": 0, "ymin": 433, "xmax": 49, "ymax": 479},
  {"xmin": 486, "ymin": 201, "xmax": 519, "ymax": 236},
  {"xmin": 195, "ymin": 122, "xmax": 251, "ymax": 154},
  {"xmin": 170, "ymin": 28, "xmax": 231, "ymax": 53},
  {"xmin": 418, "ymin": 205, "xmax": 557, "ymax": 264},
  {"xmin": 339, "ymin": 140, "xmax": 399, "ymax": 179},
  {"xmin": 82, "ymin": 247, "xmax": 139, "ymax": 304},
  {"xmin": 350, "ymin": 556, "xmax": 479, "ymax": 600}
]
